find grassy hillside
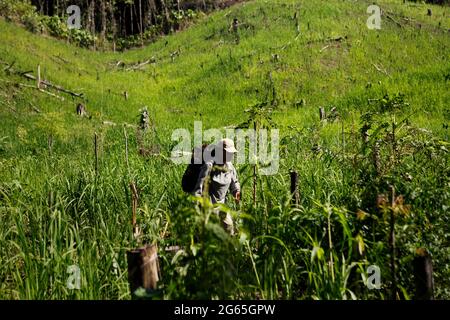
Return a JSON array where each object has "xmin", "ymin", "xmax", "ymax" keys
[{"xmin": 0, "ymin": 0, "xmax": 449, "ymax": 299}]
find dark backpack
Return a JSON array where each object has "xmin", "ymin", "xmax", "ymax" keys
[{"xmin": 182, "ymin": 144, "xmax": 214, "ymax": 193}]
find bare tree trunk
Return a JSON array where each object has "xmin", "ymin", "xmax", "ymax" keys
[
  {"xmin": 148, "ymin": 0, "xmax": 156, "ymax": 26},
  {"xmin": 137, "ymin": 0, "xmax": 144, "ymax": 45},
  {"xmin": 101, "ymin": 0, "xmax": 107, "ymax": 42},
  {"xmin": 160, "ymin": 0, "xmax": 171, "ymax": 33},
  {"xmin": 109, "ymin": 0, "xmax": 117, "ymax": 51},
  {"xmin": 130, "ymin": 3, "xmax": 134, "ymax": 35},
  {"xmin": 88, "ymin": 0, "xmax": 95, "ymax": 35},
  {"xmin": 91, "ymin": 0, "xmax": 96, "ymax": 50},
  {"xmin": 120, "ymin": 7, "xmax": 124, "ymax": 37},
  {"xmin": 133, "ymin": 1, "xmax": 139, "ymax": 34},
  {"xmin": 37, "ymin": 0, "xmax": 44, "ymax": 14}
]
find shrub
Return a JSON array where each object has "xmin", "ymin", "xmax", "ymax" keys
[{"xmin": 0, "ymin": 0, "xmax": 36, "ymax": 23}]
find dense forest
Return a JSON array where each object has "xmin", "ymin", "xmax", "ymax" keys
[
  {"xmin": 30, "ymin": 0, "xmax": 235, "ymax": 35},
  {"xmin": 1, "ymin": 0, "xmax": 241, "ymax": 49}
]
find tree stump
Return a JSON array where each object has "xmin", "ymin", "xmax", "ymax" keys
[
  {"xmin": 413, "ymin": 248, "xmax": 434, "ymax": 300},
  {"xmin": 76, "ymin": 103, "xmax": 86, "ymax": 116},
  {"xmin": 127, "ymin": 244, "xmax": 160, "ymax": 296},
  {"xmin": 319, "ymin": 107, "xmax": 326, "ymax": 121}
]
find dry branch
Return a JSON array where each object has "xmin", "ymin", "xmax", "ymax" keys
[
  {"xmin": 3, "ymin": 61, "xmax": 15, "ymax": 73},
  {"xmin": 372, "ymin": 63, "xmax": 390, "ymax": 77},
  {"xmin": 0, "ymin": 100, "xmax": 16, "ymax": 113},
  {"xmin": 18, "ymin": 82, "xmax": 65, "ymax": 100},
  {"xmin": 22, "ymin": 73, "xmax": 84, "ymax": 98},
  {"xmin": 102, "ymin": 120, "xmax": 117, "ymax": 126},
  {"xmin": 125, "ymin": 59, "xmax": 154, "ymax": 71},
  {"xmin": 386, "ymin": 14, "xmax": 403, "ymax": 28},
  {"xmin": 53, "ymin": 54, "xmax": 70, "ymax": 64},
  {"xmin": 320, "ymin": 44, "xmax": 331, "ymax": 53},
  {"xmin": 29, "ymin": 102, "xmax": 41, "ymax": 113},
  {"xmin": 307, "ymin": 35, "xmax": 346, "ymax": 45}
]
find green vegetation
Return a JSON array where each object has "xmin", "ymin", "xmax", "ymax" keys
[
  {"xmin": 0, "ymin": 0, "xmax": 449, "ymax": 299},
  {"xmin": 0, "ymin": 0, "xmax": 207, "ymax": 50}
]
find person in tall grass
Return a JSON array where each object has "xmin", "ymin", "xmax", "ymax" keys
[{"xmin": 193, "ymin": 138, "xmax": 241, "ymax": 234}]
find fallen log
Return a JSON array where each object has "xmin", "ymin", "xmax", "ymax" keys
[
  {"xmin": 372, "ymin": 63, "xmax": 390, "ymax": 77},
  {"xmin": 53, "ymin": 54, "xmax": 70, "ymax": 64},
  {"xmin": 18, "ymin": 83, "xmax": 65, "ymax": 101},
  {"xmin": 125, "ymin": 59, "xmax": 152, "ymax": 71},
  {"xmin": 0, "ymin": 100, "xmax": 17, "ymax": 113},
  {"xmin": 102, "ymin": 121, "xmax": 136, "ymax": 128},
  {"xmin": 0, "ymin": 78, "xmax": 55, "ymax": 100},
  {"xmin": 22, "ymin": 73, "xmax": 84, "ymax": 98},
  {"xmin": 29, "ymin": 102, "xmax": 41, "ymax": 113},
  {"xmin": 102, "ymin": 120, "xmax": 116, "ymax": 126},
  {"xmin": 320, "ymin": 44, "xmax": 331, "ymax": 53},
  {"xmin": 386, "ymin": 15, "xmax": 403, "ymax": 28},
  {"xmin": 3, "ymin": 61, "xmax": 15, "ymax": 73}
]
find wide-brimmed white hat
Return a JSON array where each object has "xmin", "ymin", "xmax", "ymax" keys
[{"xmin": 218, "ymin": 138, "xmax": 237, "ymax": 153}]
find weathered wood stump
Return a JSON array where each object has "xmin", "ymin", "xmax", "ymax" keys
[
  {"xmin": 413, "ymin": 248, "xmax": 434, "ymax": 300},
  {"xmin": 127, "ymin": 244, "xmax": 160, "ymax": 296},
  {"xmin": 76, "ymin": 103, "xmax": 86, "ymax": 116},
  {"xmin": 319, "ymin": 107, "xmax": 326, "ymax": 121}
]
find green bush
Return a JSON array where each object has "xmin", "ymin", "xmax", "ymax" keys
[
  {"xmin": 41, "ymin": 15, "xmax": 68, "ymax": 38},
  {"xmin": 0, "ymin": 0, "xmax": 36, "ymax": 23},
  {"xmin": 69, "ymin": 28, "xmax": 95, "ymax": 48},
  {"xmin": 0, "ymin": 1, "xmax": 95, "ymax": 48}
]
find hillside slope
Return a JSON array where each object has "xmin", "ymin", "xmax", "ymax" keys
[{"xmin": 1, "ymin": 0, "xmax": 449, "ymax": 144}]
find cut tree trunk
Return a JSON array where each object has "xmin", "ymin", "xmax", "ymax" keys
[
  {"xmin": 127, "ymin": 244, "xmax": 160, "ymax": 295},
  {"xmin": 319, "ymin": 107, "xmax": 326, "ymax": 121},
  {"xmin": 413, "ymin": 248, "xmax": 434, "ymax": 300}
]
